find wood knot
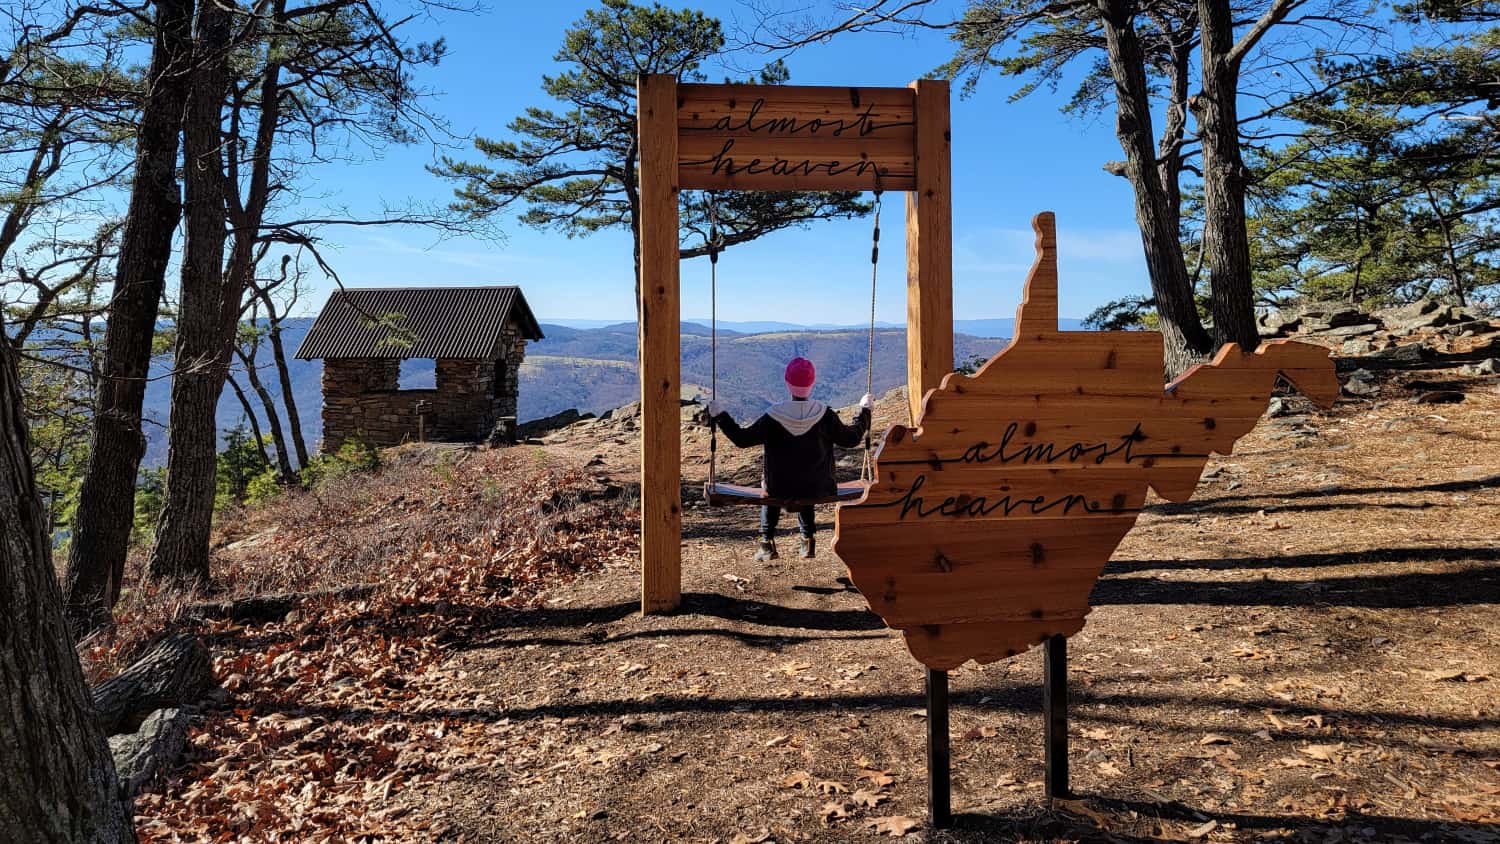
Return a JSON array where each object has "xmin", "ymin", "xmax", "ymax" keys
[
  {"xmin": 1030, "ymin": 543, "xmax": 1045, "ymax": 565},
  {"xmin": 934, "ymin": 552, "xmax": 953, "ymax": 573}
]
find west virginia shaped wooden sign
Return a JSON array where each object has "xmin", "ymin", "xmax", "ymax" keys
[{"xmin": 832, "ymin": 212, "xmax": 1340, "ymax": 670}]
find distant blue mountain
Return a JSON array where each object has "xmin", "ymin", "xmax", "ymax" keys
[
  {"xmin": 127, "ymin": 316, "xmax": 1067, "ymax": 464},
  {"xmin": 682, "ymin": 317, "xmax": 1088, "ymax": 337},
  {"xmin": 954, "ymin": 317, "xmax": 1089, "ymax": 338}
]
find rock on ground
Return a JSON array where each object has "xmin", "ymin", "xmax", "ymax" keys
[{"xmin": 109, "ymin": 708, "xmax": 193, "ymax": 797}]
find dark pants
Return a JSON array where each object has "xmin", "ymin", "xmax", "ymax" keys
[{"xmin": 760, "ymin": 505, "xmax": 815, "ymax": 541}]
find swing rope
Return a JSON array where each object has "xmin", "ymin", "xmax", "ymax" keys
[
  {"xmin": 707, "ymin": 192, "xmax": 720, "ymax": 491},
  {"xmin": 704, "ymin": 188, "xmax": 882, "ymax": 502},
  {"xmin": 861, "ymin": 190, "xmax": 882, "ymax": 483}
]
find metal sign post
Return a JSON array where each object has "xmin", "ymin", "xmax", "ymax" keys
[
  {"xmin": 926, "ymin": 668, "xmax": 952, "ymax": 828},
  {"xmin": 1044, "ymin": 634, "xmax": 1070, "ymax": 799}
]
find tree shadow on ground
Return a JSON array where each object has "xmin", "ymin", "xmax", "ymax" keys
[
  {"xmin": 466, "ymin": 627, "xmax": 888, "ymax": 652},
  {"xmin": 1148, "ymin": 473, "xmax": 1500, "ymax": 516},
  {"xmin": 1091, "ymin": 559, "xmax": 1500, "ymax": 608},
  {"xmin": 679, "ymin": 591, "xmax": 885, "ymax": 631},
  {"xmin": 940, "ymin": 798, "xmax": 1499, "ymax": 843},
  {"xmin": 1106, "ymin": 544, "xmax": 1500, "ymax": 574},
  {"xmin": 325, "ymin": 591, "xmax": 885, "ymax": 655},
  {"xmin": 265, "ymin": 684, "xmax": 1499, "ymax": 737}
]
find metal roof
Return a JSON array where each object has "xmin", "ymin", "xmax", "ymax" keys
[{"xmin": 294, "ymin": 286, "xmax": 544, "ymax": 360}]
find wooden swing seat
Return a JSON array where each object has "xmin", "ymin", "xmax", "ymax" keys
[{"xmin": 704, "ymin": 481, "xmax": 868, "ymax": 509}]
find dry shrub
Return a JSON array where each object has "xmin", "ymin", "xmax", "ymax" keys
[{"xmin": 79, "ymin": 444, "xmax": 637, "ymax": 685}]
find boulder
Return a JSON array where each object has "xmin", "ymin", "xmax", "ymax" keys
[
  {"xmin": 1443, "ymin": 319, "xmax": 1493, "ymax": 337},
  {"xmin": 1343, "ymin": 369, "xmax": 1380, "ymax": 397},
  {"xmin": 1376, "ymin": 297, "xmax": 1440, "ymax": 329},
  {"xmin": 1460, "ymin": 358, "xmax": 1500, "ymax": 376},
  {"xmin": 1341, "ymin": 338, "xmax": 1374, "ymax": 356},
  {"xmin": 1322, "ymin": 323, "xmax": 1380, "ymax": 337},
  {"xmin": 109, "ymin": 707, "xmax": 194, "ymax": 797},
  {"xmin": 1326, "ymin": 307, "xmax": 1375, "ymax": 329},
  {"xmin": 1405, "ymin": 308, "xmax": 1454, "ymax": 331},
  {"xmin": 1337, "ymin": 343, "xmax": 1430, "ymax": 371},
  {"xmin": 1257, "ymin": 310, "xmax": 1300, "ymax": 336},
  {"xmin": 603, "ymin": 401, "xmax": 641, "ymax": 421},
  {"xmin": 517, "ymin": 408, "xmax": 594, "ymax": 439},
  {"xmin": 1297, "ymin": 301, "xmax": 1374, "ymax": 328}
]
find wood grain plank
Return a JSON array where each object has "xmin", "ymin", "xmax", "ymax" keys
[
  {"xmin": 905, "ymin": 79, "xmax": 953, "ymax": 424},
  {"xmin": 638, "ymin": 74, "xmax": 681, "ymax": 614},
  {"xmin": 676, "ymin": 83, "xmax": 917, "ymax": 192},
  {"xmin": 834, "ymin": 211, "xmax": 1338, "ymax": 669}
]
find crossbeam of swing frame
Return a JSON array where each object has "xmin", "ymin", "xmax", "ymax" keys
[{"xmin": 637, "ymin": 75, "xmax": 953, "ymax": 614}]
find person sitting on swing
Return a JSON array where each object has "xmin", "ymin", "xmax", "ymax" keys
[{"xmin": 706, "ymin": 357, "xmax": 873, "ymax": 561}]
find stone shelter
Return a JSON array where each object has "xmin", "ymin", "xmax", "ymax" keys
[{"xmin": 295, "ymin": 285, "xmax": 544, "ymax": 451}]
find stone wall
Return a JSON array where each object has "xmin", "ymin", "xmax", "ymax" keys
[{"xmin": 319, "ymin": 326, "xmax": 529, "ymax": 452}]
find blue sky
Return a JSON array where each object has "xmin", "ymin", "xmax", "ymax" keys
[{"xmin": 316, "ymin": 0, "xmax": 1149, "ymax": 325}]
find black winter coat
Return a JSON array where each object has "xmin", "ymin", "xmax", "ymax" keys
[{"xmin": 713, "ymin": 400, "xmax": 871, "ymax": 501}]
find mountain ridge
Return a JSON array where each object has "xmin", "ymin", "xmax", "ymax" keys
[{"xmin": 138, "ymin": 318, "xmax": 1018, "ymax": 464}]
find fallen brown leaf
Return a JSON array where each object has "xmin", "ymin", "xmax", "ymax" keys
[
  {"xmin": 855, "ymin": 768, "xmax": 895, "ymax": 788},
  {"xmin": 820, "ymin": 801, "xmax": 852, "ymax": 826},
  {"xmin": 869, "ymin": 815, "xmax": 920, "ymax": 836},
  {"xmin": 1298, "ymin": 743, "xmax": 1345, "ymax": 763},
  {"xmin": 780, "ymin": 770, "xmax": 812, "ymax": 790}
]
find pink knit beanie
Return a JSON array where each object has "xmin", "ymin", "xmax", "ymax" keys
[{"xmin": 785, "ymin": 357, "xmax": 815, "ymax": 398}]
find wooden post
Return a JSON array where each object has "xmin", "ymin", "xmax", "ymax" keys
[
  {"xmin": 1044, "ymin": 633, "xmax": 1070, "ymax": 799},
  {"xmin": 926, "ymin": 668, "xmax": 953, "ymax": 828},
  {"xmin": 638, "ymin": 74, "xmax": 681, "ymax": 614},
  {"xmin": 905, "ymin": 79, "xmax": 953, "ymax": 424}
]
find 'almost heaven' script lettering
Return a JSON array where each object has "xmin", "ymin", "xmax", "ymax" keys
[
  {"xmin": 695, "ymin": 98, "xmax": 912, "ymax": 138},
  {"xmin": 877, "ymin": 422, "xmax": 1155, "ymax": 521},
  {"xmin": 681, "ymin": 97, "xmax": 914, "ymax": 183},
  {"xmin": 684, "ymin": 139, "xmax": 883, "ymax": 180}
]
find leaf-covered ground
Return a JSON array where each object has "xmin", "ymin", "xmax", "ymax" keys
[{"xmin": 118, "ymin": 372, "xmax": 1500, "ymax": 842}]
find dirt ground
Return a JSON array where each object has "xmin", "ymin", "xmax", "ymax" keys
[
  {"xmin": 380, "ymin": 375, "xmax": 1500, "ymax": 843},
  {"xmin": 130, "ymin": 372, "xmax": 1500, "ymax": 842}
]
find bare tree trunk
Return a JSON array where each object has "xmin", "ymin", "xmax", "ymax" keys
[
  {"xmin": 64, "ymin": 0, "xmax": 195, "ymax": 630},
  {"xmin": 257, "ymin": 286, "xmax": 309, "ymax": 470},
  {"xmin": 224, "ymin": 373, "xmax": 272, "ymax": 469},
  {"xmin": 621, "ymin": 142, "xmax": 647, "ymax": 365},
  {"xmin": 1156, "ymin": 37, "xmax": 1194, "ymax": 234},
  {"xmin": 1, "ymin": 341, "xmax": 136, "ymax": 843},
  {"xmin": 91, "ymin": 634, "xmax": 214, "ymax": 736},
  {"xmin": 1097, "ymin": 0, "xmax": 1215, "ymax": 377},
  {"xmin": 1196, "ymin": 0, "xmax": 1295, "ymax": 353},
  {"xmin": 147, "ymin": 0, "xmax": 234, "ymax": 585},
  {"xmin": 233, "ymin": 344, "xmax": 293, "ymax": 480},
  {"xmin": 1425, "ymin": 187, "xmax": 1468, "ymax": 306}
]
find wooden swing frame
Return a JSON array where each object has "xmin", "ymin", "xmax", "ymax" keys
[{"xmin": 637, "ymin": 75, "xmax": 953, "ymax": 614}]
